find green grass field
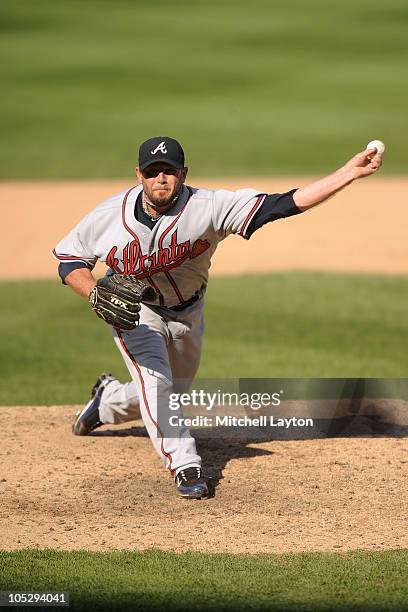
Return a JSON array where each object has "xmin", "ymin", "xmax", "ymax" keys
[
  {"xmin": 1, "ymin": 0, "xmax": 407, "ymax": 178},
  {"xmin": 1, "ymin": 273, "xmax": 407, "ymax": 405},
  {"xmin": 1, "ymin": 549, "xmax": 407, "ymax": 611}
]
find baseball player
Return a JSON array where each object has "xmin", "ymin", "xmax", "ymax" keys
[{"xmin": 53, "ymin": 136, "xmax": 383, "ymax": 499}]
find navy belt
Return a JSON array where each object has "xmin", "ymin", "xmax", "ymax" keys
[{"xmin": 169, "ymin": 289, "xmax": 203, "ymax": 311}]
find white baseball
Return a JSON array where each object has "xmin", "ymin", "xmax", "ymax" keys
[{"xmin": 366, "ymin": 139, "xmax": 385, "ymax": 155}]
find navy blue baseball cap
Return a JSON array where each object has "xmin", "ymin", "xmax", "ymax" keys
[{"xmin": 138, "ymin": 136, "xmax": 185, "ymax": 170}]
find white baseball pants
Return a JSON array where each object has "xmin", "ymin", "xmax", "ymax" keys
[{"xmin": 98, "ymin": 300, "xmax": 204, "ymax": 476}]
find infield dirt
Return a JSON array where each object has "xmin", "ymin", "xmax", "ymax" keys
[
  {"xmin": 1, "ymin": 178, "xmax": 407, "ymax": 554},
  {"xmin": 1, "ymin": 406, "xmax": 407, "ymax": 553}
]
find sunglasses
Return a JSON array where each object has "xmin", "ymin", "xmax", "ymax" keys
[{"xmin": 141, "ymin": 165, "xmax": 181, "ymax": 179}]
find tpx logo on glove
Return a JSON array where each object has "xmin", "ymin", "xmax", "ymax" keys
[
  {"xmin": 110, "ymin": 296, "xmax": 128, "ymax": 309},
  {"xmin": 89, "ymin": 286, "xmax": 98, "ymax": 306}
]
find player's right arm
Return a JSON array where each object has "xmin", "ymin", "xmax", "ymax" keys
[
  {"xmin": 64, "ymin": 267, "xmax": 96, "ymax": 299},
  {"xmin": 293, "ymin": 148, "xmax": 382, "ymax": 210}
]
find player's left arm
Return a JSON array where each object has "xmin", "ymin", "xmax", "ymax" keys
[{"xmin": 293, "ymin": 148, "xmax": 382, "ymax": 211}]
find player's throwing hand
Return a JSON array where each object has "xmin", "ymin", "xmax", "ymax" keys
[{"xmin": 343, "ymin": 148, "xmax": 383, "ymax": 179}]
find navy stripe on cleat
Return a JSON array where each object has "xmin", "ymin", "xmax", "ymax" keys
[{"xmin": 72, "ymin": 373, "xmax": 116, "ymax": 436}]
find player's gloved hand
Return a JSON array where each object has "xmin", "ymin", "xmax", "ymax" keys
[{"xmin": 89, "ymin": 274, "xmax": 156, "ymax": 331}]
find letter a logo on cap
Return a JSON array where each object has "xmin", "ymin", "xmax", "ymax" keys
[{"xmin": 151, "ymin": 141, "xmax": 167, "ymax": 155}]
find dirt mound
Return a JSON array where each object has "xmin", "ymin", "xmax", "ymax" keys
[{"xmin": 1, "ymin": 406, "xmax": 407, "ymax": 553}]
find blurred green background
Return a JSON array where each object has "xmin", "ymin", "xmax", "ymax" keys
[
  {"xmin": 2, "ymin": 273, "xmax": 408, "ymax": 405},
  {"xmin": 0, "ymin": 0, "xmax": 407, "ymax": 178}
]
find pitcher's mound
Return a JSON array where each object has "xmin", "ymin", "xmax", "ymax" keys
[{"xmin": 1, "ymin": 406, "xmax": 407, "ymax": 553}]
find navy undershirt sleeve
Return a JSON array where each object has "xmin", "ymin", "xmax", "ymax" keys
[
  {"xmin": 58, "ymin": 261, "xmax": 90, "ymax": 284},
  {"xmin": 245, "ymin": 189, "xmax": 302, "ymax": 239}
]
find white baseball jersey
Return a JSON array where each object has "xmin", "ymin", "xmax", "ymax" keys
[{"xmin": 53, "ymin": 183, "xmax": 267, "ymax": 307}]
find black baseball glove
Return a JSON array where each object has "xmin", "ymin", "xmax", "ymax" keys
[{"xmin": 89, "ymin": 274, "xmax": 156, "ymax": 331}]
